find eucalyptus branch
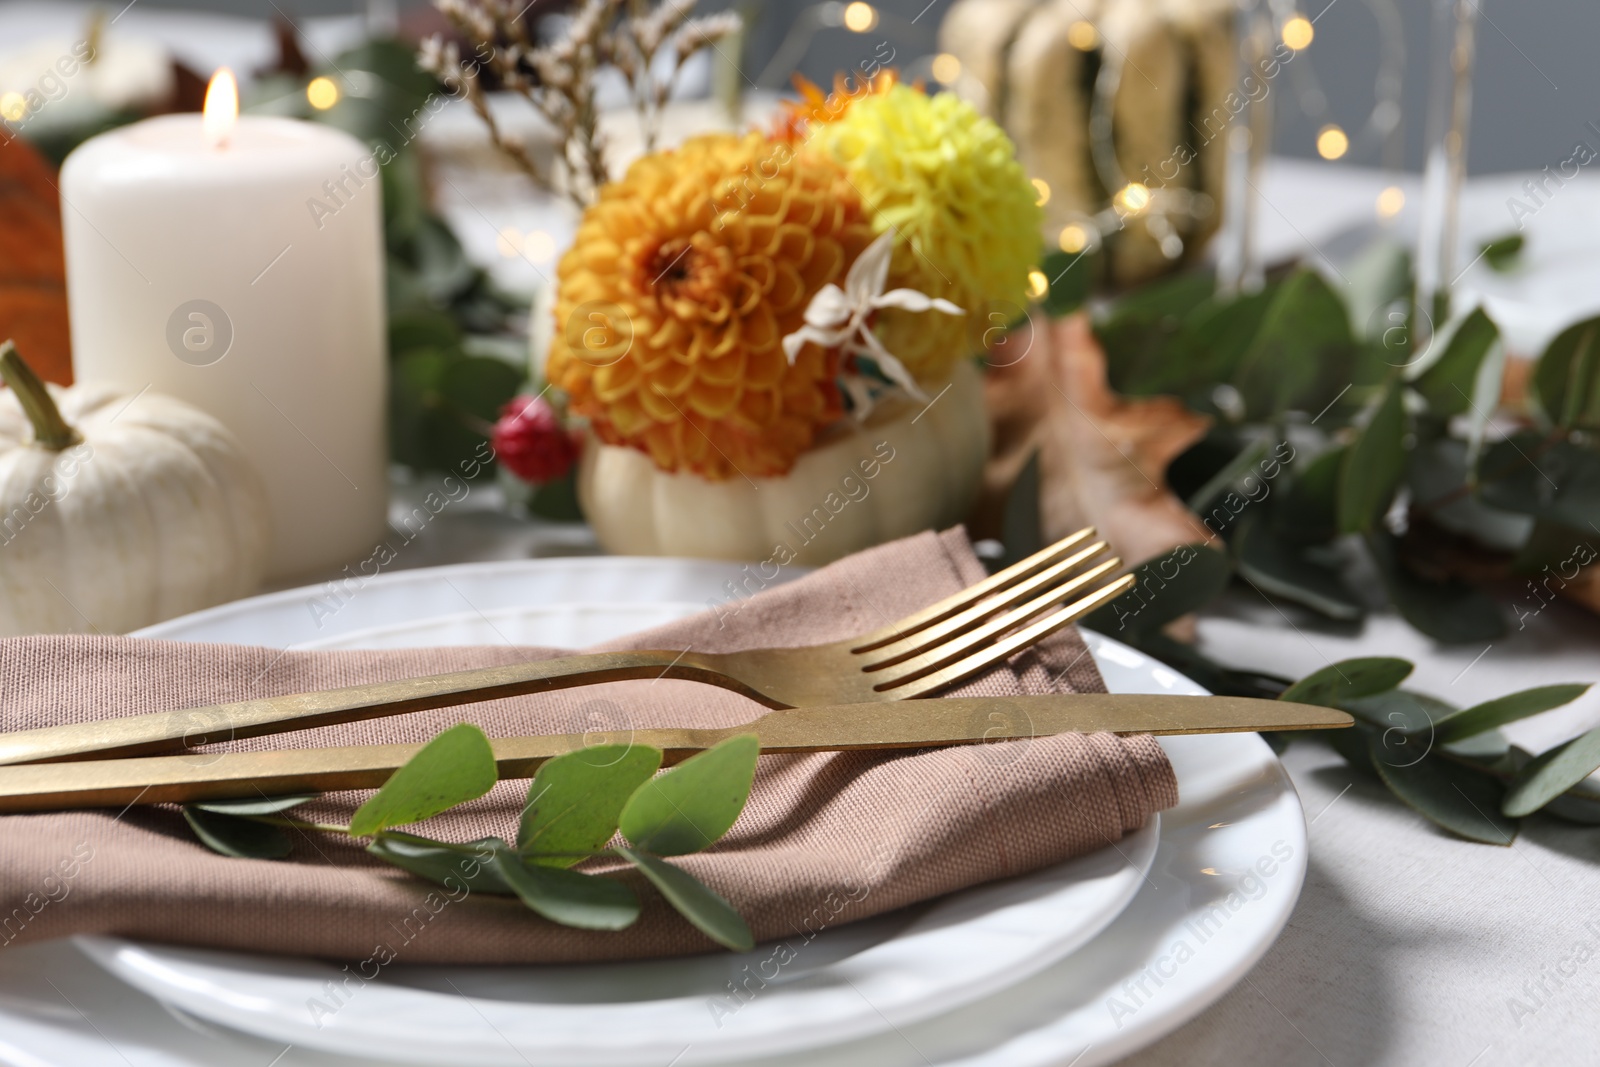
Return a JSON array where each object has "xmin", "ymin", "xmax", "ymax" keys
[
  {"xmin": 1411, "ymin": 425, "xmax": 1570, "ymax": 517},
  {"xmin": 179, "ymin": 726, "xmax": 758, "ymax": 950}
]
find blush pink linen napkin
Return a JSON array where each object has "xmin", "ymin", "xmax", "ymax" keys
[{"xmin": 0, "ymin": 529, "xmax": 1176, "ymax": 963}]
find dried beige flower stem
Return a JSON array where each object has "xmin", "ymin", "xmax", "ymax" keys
[{"xmin": 421, "ymin": 0, "xmax": 740, "ymax": 206}]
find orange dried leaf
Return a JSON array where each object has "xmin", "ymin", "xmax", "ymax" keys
[{"xmin": 980, "ymin": 311, "xmax": 1211, "ymax": 568}]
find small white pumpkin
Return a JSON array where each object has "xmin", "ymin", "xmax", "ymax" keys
[
  {"xmin": 0, "ymin": 343, "xmax": 269, "ymax": 635},
  {"xmin": 577, "ymin": 360, "xmax": 990, "ymax": 566}
]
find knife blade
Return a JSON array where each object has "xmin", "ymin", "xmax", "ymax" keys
[{"xmin": 0, "ymin": 694, "xmax": 1349, "ymax": 813}]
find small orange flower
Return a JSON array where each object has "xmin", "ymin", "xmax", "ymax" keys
[
  {"xmin": 546, "ymin": 133, "xmax": 876, "ymax": 479},
  {"xmin": 772, "ymin": 70, "xmax": 901, "ymax": 141}
]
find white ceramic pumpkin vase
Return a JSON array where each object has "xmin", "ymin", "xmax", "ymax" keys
[
  {"xmin": 577, "ymin": 359, "xmax": 990, "ymax": 566},
  {"xmin": 0, "ymin": 343, "xmax": 270, "ymax": 635}
]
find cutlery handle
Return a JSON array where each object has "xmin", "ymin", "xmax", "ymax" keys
[
  {"xmin": 0, "ymin": 649, "xmax": 752, "ymax": 767},
  {"xmin": 0, "ymin": 696, "xmax": 1352, "ymax": 813},
  {"xmin": 0, "ymin": 731, "xmax": 710, "ymax": 812}
]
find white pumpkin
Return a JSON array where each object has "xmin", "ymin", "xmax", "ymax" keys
[
  {"xmin": 577, "ymin": 360, "xmax": 991, "ymax": 567},
  {"xmin": 0, "ymin": 345, "xmax": 269, "ymax": 635},
  {"xmin": 939, "ymin": 0, "xmax": 1236, "ymax": 286}
]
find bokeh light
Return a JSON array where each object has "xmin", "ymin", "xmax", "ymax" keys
[
  {"xmin": 306, "ymin": 76, "xmax": 340, "ymax": 110},
  {"xmin": 1316, "ymin": 125, "xmax": 1349, "ymax": 160}
]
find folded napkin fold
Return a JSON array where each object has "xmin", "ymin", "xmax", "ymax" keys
[{"xmin": 0, "ymin": 529, "xmax": 1176, "ymax": 963}]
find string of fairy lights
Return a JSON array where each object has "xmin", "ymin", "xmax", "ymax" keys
[{"xmin": 761, "ymin": 0, "xmax": 1412, "ymax": 269}]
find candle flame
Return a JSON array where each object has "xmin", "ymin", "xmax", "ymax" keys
[{"xmin": 202, "ymin": 68, "xmax": 238, "ymax": 148}]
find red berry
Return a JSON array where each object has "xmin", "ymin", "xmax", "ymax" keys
[{"xmin": 490, "ymin": 395, "xmax": 579, "ymax": 484}]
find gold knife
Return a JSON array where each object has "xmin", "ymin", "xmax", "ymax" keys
[{"xmin": 0, "ymin": 695, "xmax": 1349, "ymax": 813}]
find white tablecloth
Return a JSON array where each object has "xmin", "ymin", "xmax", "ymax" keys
[{"xmin": 362, "ymin": 482, "xmax": 1600, "ymax": 1067}]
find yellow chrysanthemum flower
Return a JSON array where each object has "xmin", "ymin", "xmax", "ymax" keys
[
  {"xmin": 546, "ymin": 133, "xmax": 876, "ymax": 479},
  {"xmin": 811, "ymin": 85, "xmax": 1042, "ymax": 381}
]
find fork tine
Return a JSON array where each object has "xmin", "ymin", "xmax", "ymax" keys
[
  {"xmin": 880, "ymin": 572, "xmax": 1136, "ymax": 698},
  {"xmin": 857, "ymin": 542, "xmax": 1114, "ymax": 669},
  {"xmin": 864, "ymin": 558, "xmax": 1124, "ymax": 686},
  {"xmin": 850, "ymin": 527, "xmax": 1098, "ymax": 653}
]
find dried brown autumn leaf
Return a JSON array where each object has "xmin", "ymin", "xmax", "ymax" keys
[
  {"xmin": 977, "ymin": 310, "xmax": 1212, "ymax": 569},
  {"xmin": 0, "ymin": 134, "xmax": 72, "ymax": 385}
]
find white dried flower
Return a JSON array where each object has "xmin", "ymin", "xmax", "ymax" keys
[{"xmin": 782, "ymin": 230, "xmax": 963, "ymax": 413}]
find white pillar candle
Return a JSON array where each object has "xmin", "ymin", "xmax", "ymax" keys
[{"xmin": 60, "ymin": 72, "xmax": 386, "ymax": 581}]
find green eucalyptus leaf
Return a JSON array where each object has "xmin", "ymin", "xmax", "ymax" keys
[
  {"xmin": 189, "ymin": 794, "xmax": 320, "ymax": 816},
  {"xmin": 1367, "ymin": 531, "xmax": 1505, "ymax": 643},
  {"xmin": 440, "ymin": 355, "xmax": 523, "ymax": 425},
  {"xmin": 616, "ymin": 847, "xmax": 753, "ymax": 951},
  {"xmin": 1345, "ymin": 239, "xmax": 1412, "ymax": 342},
  {"xmin": 1351, "ymin": 690, "xmax": 1455, "ymax": 774},
  {"xmin": 349, "ymin": 724, "xmax": 498, "ymax": 838},
  {"xmin": 1441, "ymin": 726, "xmax": 1512, "ymax": 765},
  {"xmin": 1545, "ymin": 792, "xmax": 1600, "ymax": 825},
  {"xmin": 1107, "ymin": 269, "xmax": 1216, "ymax": 320},
  {"xmin": 381, "ymin": 148, "xmax": 427, "ymax": 247},
  {"xmin": 1372, "ymin": 743, "xmax": 1518, "ymax": 844},
  {"xmin": 1342, "ymin": 689, "xmax": 1454, "ymax": 734},
  {"xmin": 389, "ymin": 309, "xmax": 463, "ymax": 356},
  {"xmin": 1235, "ymin": 516, "xmax": 1363, "ymax": 621},
  {"xmin": 1480, "ymin": 233, "xmax": 1524, "ymax": 272},
  {"xmin": 368, "ymin": 832, "xmax": 512, "ymax": 894},
  {"xmin": 1166, "ymin": 430, "xmax": 1248, "ymax": 505},
  {"xmin": 491, "ymin": 848, "xmax": 640, "ymax": 930},
  {"xmin": 1510, "ymin": 520, "xmax": 1596, "ymax": 576},
  {"xmin": 1477, "ymin": 433, "xmax": 1600, "ymax": 530},
  {"xmin": 1504, "ymin": 726, "xmax": 1600, "ymax": 818},
  {"xmin": 1338, "ymin": 379, "xmax": 1407, "ymax": 534},
  {"xmin": 1186, "ymin": 438, "xmax": 1270, "ymax": 515},
  {"xmin": 1038, "ymin": 248, "xmax": 1094, "ymax": 318},
  {"xmin": 1434, "ymin": 684, "xmax": 1591, "ymax": 744},
  {"xmin": 410, "ymin": 216, "xmax": 477, "ymax": 304},
  {"xmin": 1095, "ymin": 271, "xmax": 1216, "ymax": 396},
  {"xmin": 1279, "ymin": 657, "xmax": 1412, "ymax": 708},
  {"xmin": 1169, "ymin": 284, "xmax": 1280, "ymax": 393},
  {"xmin": 1407, "ymin": 438, "xmax": 1533, "ymax": 552},
  {"xmin": 518, "ymin": 744, "xmax": 663, "ymax": 865},
  {"xmin": 1277, "ymin": 446, "xmax": 1344, "ymax": 544},
  {"xmin": 389, "ymin": 350, "xmax": 458, "ymax": 473},
  {"xmin": 1413, "ymin": 307, "xmax": 1498, "ymax": 418},
  {"xmin": 618, "ymin": 735, "xmax": 759, "ymax": 856},
  {"xmin": 1233, "ymin": 269, "xmax": 1354, "ymax": 418},
  {"xmin": 1080, "ymin": 544, "xmax": 1231, "ymax": 638},
  {"xmin": 182, "ymin": 807, "xmax": 293, "ymax": 860},
  {"xmin": 1327, "ymin": 721, "xmax": 1380, "ymax": 775},
  {"xmin": 1127, "ymin": 630, "xmax": 1292, "ymax": 699},
  {"xmin": 1526, "ymin": 748, "xmax": 1600, "ymax": 824},
  {"xmin": 394, "ymin": 348, "xmax": 451, "ymax": 394},
  {"xmin": 1532, "ymin": 315, "xmax": 1600, "ymax": 431}
]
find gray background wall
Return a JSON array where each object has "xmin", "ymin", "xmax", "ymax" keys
[{"xmin": 167, "ymin": 0, "xmax": 1585, "ymax": 175}]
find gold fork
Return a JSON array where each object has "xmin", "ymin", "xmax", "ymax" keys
[{"xmin": 0, "ymin": 529, "xmax": 1134, "ymax": 767}]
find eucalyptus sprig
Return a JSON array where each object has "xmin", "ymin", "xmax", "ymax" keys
[
  {"xmin": 1017, "ymin": 245, "xmax": 1600, "ymax": 842},
  {"xmin": 1027, "ymin": 239, "xmax": 1600, "ymax": 647},
  {"xmin": 182, "ymin": 725, "xmax": 759, "ymax": 951},
  {"xmin": 1277, "ymin": 657, "xmax": 1595, "ymax": 843}
]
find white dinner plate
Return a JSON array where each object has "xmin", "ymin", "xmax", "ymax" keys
[
  {"xmin": 96, "ymin": 558, "xmax": 1155, "ymax": 1066},
  {"xmin": 27, "ymin": 557, "xmax": 1306, "ymax": 1067}
]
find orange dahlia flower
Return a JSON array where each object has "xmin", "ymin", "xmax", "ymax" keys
[{"xmin": 546, "ymin": 133, "xmax": 875, "ymax": 480}]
